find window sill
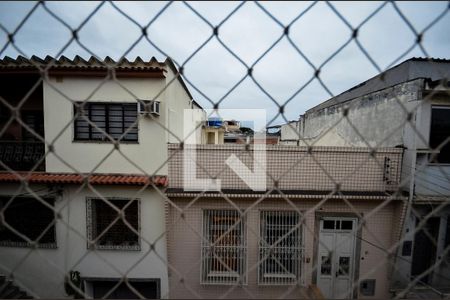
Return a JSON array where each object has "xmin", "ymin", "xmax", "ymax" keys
[
  {"xmin": 258, "ymin": 273, "xmax": 299, "ymax": 285},
  {"xmin": 207, "ymin": 271, "xmax": 240, "ymax": 278},
  {"xmin": 0, "ymin": 241, "xmax": 57, "ymax": 249},
  {"xmin": 72, "ymin": 140, "xmax": 139, "ymax": 145},
  {"xmin": 201, "ymin": 272, "xmax": 247, "ymax": 285},
  {"xmin": 262, "ymin": 273, "xmax": 296, "ymax": 279},
  {"xmin": 88, "ymin": 244, "xmax": 141, "ymax": 251}
]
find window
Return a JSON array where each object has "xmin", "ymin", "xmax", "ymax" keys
[
  {"xmin": 87, "ymin": 198, "xmax": 140, "ymax": 250},
  {"xmin": 259, "ymin": 211, "xmax": 303, "ymax": 284},
  {"xmin": 430, "ymin": 106, "xmax": 450, "ymax": 163},
  {"xmin": 201, "ymin": 210, "xmax": 246, "ymax": 284},
  {"xmin": 22, "ymin": 110, "xmax": 44, "ymax": 141},
  {"xmin": 74, "ymin": 102, "xmax": 138, "ymax": 142},
  {"xmin": 0, "ymin": 196, "xmax": 56, "ymax": 248},
  {"xmin": 321, "ymin": 219, "xmax": 354, "ymax": 231}
]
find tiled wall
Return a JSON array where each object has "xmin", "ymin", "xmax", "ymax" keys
[
  {"xmin": 166, "ymin": 197, "xmax": 402, "ymax": 299},
  {"xmin": 168, "ymin": 145, "xmax": 403, "ymax": 192}
]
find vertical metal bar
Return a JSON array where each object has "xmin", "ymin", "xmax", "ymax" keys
[
  {"xmin": 88, "ymin": 103, "xmax": 92, "ymax": 140},
  {"xmin": 122, "ymin": 104, "xmax": 125, "ymax": 140},
  {"xmin": 105, "ymin": 104, "xmax": 110, "ymax": 137}
]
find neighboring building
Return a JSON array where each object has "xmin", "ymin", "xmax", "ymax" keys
[
  {"xmin": 202, "ymin": 118, "xmax": 225, "ymax": 144},
  {"xmin": 0, "ymin": 55, "xmax": 202, "ymax": 298},
  {"xmin": 265, "ymin": 125, "xmax": 281, "ymax": 145},
  {"xmin": 201, "ymin": 118, "xmax": 279, "ymax": 145},
  {"xmin": 166, "ymin": 144, "xmax": 405, "ymax": 299},
  {"xmin": 201, "ymin": 118, "xmax": 249, "ymax": 145},
  {"xmin": 279, "ymin": 57, "xmax": 450, "ymax": 296},
  {"xmin": 280, "ymin": 121, "xmax": 301, "ymax": 146}
]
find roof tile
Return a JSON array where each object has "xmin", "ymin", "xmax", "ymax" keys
[
  {"xmin": 0, "ymin": 55, "xmax": 167, "ymax": 72},
  {"xmin": 0, "ymin": 172, "xmax": 167, "ymax": 187}
]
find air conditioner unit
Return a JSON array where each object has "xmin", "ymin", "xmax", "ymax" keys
[{"xmin": 138, "ymin": 100, "xmax": 160, "ymax": 116}]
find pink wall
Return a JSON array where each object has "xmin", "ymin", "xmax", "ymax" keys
[{"xmin": 166, "ymin": 197, "xmax": 403, "ymax": 299}]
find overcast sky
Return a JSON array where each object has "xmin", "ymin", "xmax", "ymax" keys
[{"xmin": 0, "ymin": 1, "xmax": 449, "ymax": 126}]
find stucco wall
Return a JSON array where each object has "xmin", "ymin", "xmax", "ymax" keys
[
  {"xmin": 43, "ymin": 76, "xmax": 169, "ymax": 174},
  {"xmin": 43, "ymin": 72, "xmax": 199, "ymax": 175},
  {"xmin": 166, "ymin": 197, "xmax": 402, "ymax": 299},
  {"xmin": 301, "ymin": 79, "xmax": 424, "ymax": 148},
  {"xmin": 164, "ymin": 66, "xmax": 202, "ymax": 144},
  {"xmin": 0, "ymin": 184, "xmax": 169, "ymax": 298},
  {"xmin": 280, "ymin": 121, "xmax": 301, "ymax": 144}
]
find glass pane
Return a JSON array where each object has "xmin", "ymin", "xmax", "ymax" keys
[
  {"xmin": 206, "ymin": 210, "xmax": 242, "ymax": 275},
  {"xmin": 323, "ymin": 220, "xmax": 334, "ymax": 229},
  {"xmin": 259, "ymin": 211, "xmax": 301, "ymax": 283},
  {"xmin": 338, "ymin": 256, "xmax": 350, "ymax": 276},
  {"xmin": 430, "ymin": 107, "xmax": 450, "ymax": 163},
  {"xmin": 321, "ymin": 255, "xmax": 331, "ymax": 275},
  {"xmin": 341, "ymin": 220, "xmax": 353, "ymax": 230}
]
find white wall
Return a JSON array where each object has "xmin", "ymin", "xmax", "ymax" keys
[
  {"xmin": 43, "ymin": 71, "xmax": 201, "ymax": 175},
  {"xmin": 43, "ymin": 77, "xmax": 168, "ymax": 174},
  {"xmin": 164, "ymin": 67, "xmax": 202, "ymax": 144},
  {"xmin": 280, "ymin": 121, "xmax": 301, "ymax": 144},
  {"xmin": 0, "ymin": 184, "xmax": 169, "ymax": 298}
]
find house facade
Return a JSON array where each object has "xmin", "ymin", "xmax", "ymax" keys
[
  {"xmin": 279, "ymin": 57, "xmax": 450, "ymax": 296},
  {"xmin": 0, "ymin": 55, "xmax": 202, "ymax": 298},
  {"xmin": 166, "ymin": 144, "xmax": 405, "ymax": 299}
]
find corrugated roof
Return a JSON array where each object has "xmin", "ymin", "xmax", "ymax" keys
[
  {"xmin": 0, "ymin": 55, "xmax": 166, "ymax": 72},
  {"xmin": 0, "ymin": 172, "xmax": 168, "ymax": 187}
]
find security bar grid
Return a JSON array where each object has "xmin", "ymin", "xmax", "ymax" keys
[
  {"xmin": 0, "ymin": 1, "xmax": 448, "ymax": 299},
  {"xmin": 258, "ymin": 210, "xmax": 303, "ymax": 285}
]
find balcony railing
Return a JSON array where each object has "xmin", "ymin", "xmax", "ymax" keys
[{"xmin": 0, "ymin": 141, "xmax": 45, "ymax": 171}]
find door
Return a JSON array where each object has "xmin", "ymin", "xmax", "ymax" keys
[
  {"xmin": 411, "ymin": 216, "xmax": 440, "ymax": 284},
  {"xmin": 317, "ymin": 218, "xmax": 357, "ymax": 299}
]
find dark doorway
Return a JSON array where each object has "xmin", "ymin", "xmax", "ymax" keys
[
  {"xmin": 411, "ymin": 217, "xmax": 440, "ymax": 284},
  {"xmin": 91, "ymin": 279, "xmax": 160, "ymax": 299}
]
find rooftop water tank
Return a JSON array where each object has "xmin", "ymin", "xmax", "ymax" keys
[{"xmin": 207, "ymin": 117, "xmax": 223, "ymax": 128}]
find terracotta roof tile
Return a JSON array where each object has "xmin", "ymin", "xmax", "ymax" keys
[
  {"xmin": 0, "ymin": 55, "xmax": 167, "ymax": 73},
  {"xmin": 0, "ymin": 172, "xmax": 167, "ymax": 187}
]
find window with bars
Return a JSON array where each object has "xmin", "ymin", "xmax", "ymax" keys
[
  {"xmin": 0, "ymin": 196, "xmax": 56, "ymax": 248},
  {"xmin": 74, "ymin": 102, "xmax": 138, "ymax": 142},
  {"xmin": 86, "ymin": 198, "xmax": 140, "ymax": 250},
  {"xmin": 22, "ymin": 110, "xmax": 44, "ymax": 141},
  {"xmin": 259, "ymin": 211, "xmax": 303, "ymax": 285},
  {"xmin": 201, "ymin": 210, "xmax": 246, "ymax": 284}
]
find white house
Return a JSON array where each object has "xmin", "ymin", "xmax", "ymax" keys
[{"xmin": 0, "ymin": 55, "xmax": 203, "ymax": 298}]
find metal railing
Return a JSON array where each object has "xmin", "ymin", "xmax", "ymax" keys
[{"xmin": 0, "ymin": 141, "xmax": 45, "ymax": 171}]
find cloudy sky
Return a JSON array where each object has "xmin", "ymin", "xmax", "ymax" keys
[{"xmin": 0, "ymin": 1, "xmax": 448, "ymax": 126}]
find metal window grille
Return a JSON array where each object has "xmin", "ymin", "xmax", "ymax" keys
[
  {"xmin": 86, "ymin": 198, "xmax": 140, "ymax": 251},
  {"xmin": 259, "ymin": 211, "xmax": 303, "ymax": 285},
  {"xmin": 74, "ymin": 102, "xmax": 138, "ymax": 142},
  {"xmin": 0, "ymin": 196, "xmax": 56, "ymax": 248},
  {"xmin": 22, "ymin": 111, "xmax": 44, "ymax": 141},
  {"xmin": 201, "ymin": 209, "xmax": 246, "ymax": 284}
]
